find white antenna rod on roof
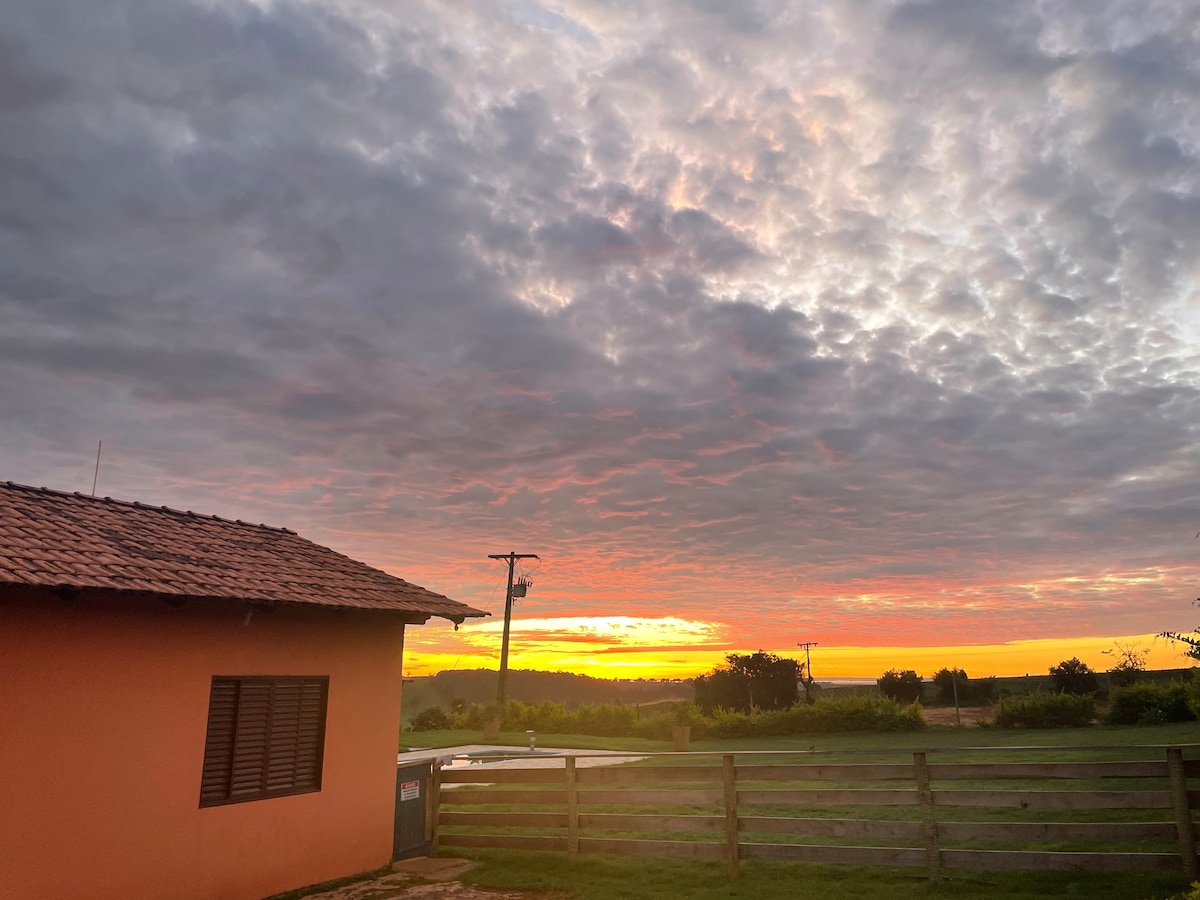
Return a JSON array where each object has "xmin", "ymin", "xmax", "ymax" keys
[{"xmin": 91, "ymin": 440, "xmax": 102, "ymax": 496}]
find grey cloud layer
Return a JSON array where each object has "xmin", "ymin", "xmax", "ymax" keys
[{"xmin": 2, "ymin": 0, "xmax": 1198, "ymax": 644}]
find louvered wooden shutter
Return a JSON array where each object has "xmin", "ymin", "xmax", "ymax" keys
[
  {"xmin": 200, "ymin": 676, "xmax": 328, "ymax": 807},
  {"xmin": 291, "ymin": 679, "xmax": 327, "ymax": 790},
  {"xmin": 229, "ymin": 680, "xmax": 272, "ymax": 798},
  {"xmin": 199, "ymin": 680, "xmax": 238, "ymax": 804}
]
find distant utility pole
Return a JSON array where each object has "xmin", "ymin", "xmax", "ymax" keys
[
  {"xmin": 488, "ymin": 551, "xmax": 539, "ymax": 706},
  {"xmin": 797, "ymin": 641, "xmax": 818, "ymax": 704}
]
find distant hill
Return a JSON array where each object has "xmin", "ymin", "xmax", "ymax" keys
[{"xmin": 401, "ymin": 668, "xmax": 691, "ymax": 722}]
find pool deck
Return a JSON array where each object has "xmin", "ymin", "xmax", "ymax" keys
[{"xmin": 397, "ymin": 744, "xmax": 646, "ymax": 770}]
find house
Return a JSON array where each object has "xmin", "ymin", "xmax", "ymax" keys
[{"xmin": 0, "ymin": 481, "xmax": 487, "ymax": 900}]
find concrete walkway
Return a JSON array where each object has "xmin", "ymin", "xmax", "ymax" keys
[{"xmin": 282, "ymin": 747, "xmax": 618, "ymax": 899}]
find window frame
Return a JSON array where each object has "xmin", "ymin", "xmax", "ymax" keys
[{"xmin": 199, "ymin": 674, "xmax": 329, "ymax": 809}]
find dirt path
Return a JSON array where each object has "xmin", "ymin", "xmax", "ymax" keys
[
  {"xmin": 921, "ymin": 705, "xmax": 994, "ymax": 726},
  {"xmin": 295, "ymin": 858, "xmax": 567, "ymax": 900}
]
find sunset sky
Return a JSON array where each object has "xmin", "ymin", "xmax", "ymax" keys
[{"xmin": 2, "ymin": 0, "xmax": 1198, "ymax": 681}]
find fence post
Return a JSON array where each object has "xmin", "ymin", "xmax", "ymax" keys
[
  {"xmin": 1167, "ymin": 747, "xmax": 1197, "ymax": 880},
  {"xmin": 723, "ymin": 754, "xmax": 739, "ymax": 879},
  {"xmin": 566, "ymin": 756, "xmax": 580, "ymax": 857},
  {"xmin": 429, "ymin": 759, "xmax": 443, "ymax": 857},
  {"xmin": 913, "ymin": 752, "xmax": 940, "ymax": 879}
]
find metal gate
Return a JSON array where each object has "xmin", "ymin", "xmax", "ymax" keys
[{"xmin": 393, "ymin": 760, "xmax": 432, "ymax": 860}]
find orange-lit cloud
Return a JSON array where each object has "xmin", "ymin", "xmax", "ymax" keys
[{"xmin": 3, "ymin": 0, "xmax": 1199, "ymax": 688}]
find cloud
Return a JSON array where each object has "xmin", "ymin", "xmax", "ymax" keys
[{"xmin": 2, "ymin": 0, "xmax": 1199, "ymax": 665}]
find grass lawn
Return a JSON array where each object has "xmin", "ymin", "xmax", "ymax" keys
[
  {"xmin": 453, "ymin": 849, "xmax": 1192, "ymax": 900},
  {"xmin": 405, "ymin": 721, "xmax": 1200, "ymax": 755},
  {"xmin": 422, "ymin": 723, "xmax": 1200, "ymax": 899}
]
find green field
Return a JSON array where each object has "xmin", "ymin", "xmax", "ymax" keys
[
  {"xmin": 422, "ymin": 723, "xmax": 1200, "ymax": 900},
  {"xmin": 454, "ymin": 850, "xmax": 1192, "ymax": 900},
  {"xmin": 405, "ymin": 720, "xmax": 1200, "ymax": 755}
]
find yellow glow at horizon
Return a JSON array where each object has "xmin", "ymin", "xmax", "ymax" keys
[
  {"xmin": 808, "ymin": 636, "xmax": 1189, "ymax": 679},
  {"xmin": 403, "ymin": 615, "xmax": 1194, "ymax": 680}
]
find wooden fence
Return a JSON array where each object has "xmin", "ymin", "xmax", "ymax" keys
[{"xmin": 431, "ymin": 746, "xmax": 1200, "ymax": 878}]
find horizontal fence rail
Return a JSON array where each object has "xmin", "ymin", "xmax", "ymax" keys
[{"xmin": 432, "ymin": 746, "xmax": 1200, "ymax": 879}]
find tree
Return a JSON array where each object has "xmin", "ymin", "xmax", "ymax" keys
[
  {"xmin": 932, "ymin": 667, "xmax": 969, "ymax": 705},
  {"xmin": 1049, "ymin": 657, "xmax": 1098, "ymax": 695},
  {"xmin": 1161, "ymin": 597, "xmax": 1200, "ymax": 662},
  {"xmin": 878, "ymin": 669, "xmax": 923, "ymax": 705},
  {"xmin": 1102, "ymin": 641, "xmax": 1148, "ymax": 688},
  {"xmin": 693, "ymin": 651, "xmax": 802, "ymax": 714}
]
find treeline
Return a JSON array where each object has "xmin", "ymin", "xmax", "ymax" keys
[
  {"xmin": 877, "ymin": 657, "xmax": 1199, "ymax": 728},
  {"xmin": 407, "ymin": 694, "xmax": 925, "ymax": 740},
  {"xmin": 406, "ymin": 654, "xmax": 1200, "ymax": 737},
  {"xmin": 876, "ymin": 667, "xmax": 998, "ymax": 706},
  {"xmin": 408, "ymin": 651, "xmax": 927, "ymax": 739},
  {"xmin": 401, "ymin": 668, "xmax": 689, "ymax": 723}
]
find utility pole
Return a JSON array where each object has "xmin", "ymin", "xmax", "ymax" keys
[
  {"xmin": 796, "ymin": 641, "xmax": 818, "ymax": 704},
  {"xmin": 488, "ymin": 551, "xmax": 539, "ymax": 707}
]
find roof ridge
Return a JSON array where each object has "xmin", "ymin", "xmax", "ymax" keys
[{"xmin": 1, "ymin": 480, "xmax": 296, "ymax": 535}]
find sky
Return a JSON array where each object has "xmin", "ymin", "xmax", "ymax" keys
[{"xmin": 2, "ymin": 0, "xmax": 1198, "ymax": 681}]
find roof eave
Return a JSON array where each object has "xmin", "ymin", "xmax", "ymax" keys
[
  {"xmin": 2, "ymin": 582, "xmax": 491, "ymax": 623},
  {"xmin": 441, "ymin": 609, "xmax": 491, "ymax": 627}
]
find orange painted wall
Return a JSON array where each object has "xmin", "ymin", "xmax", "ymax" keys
[{"xmin": 0, "ymin": 589, "xmax": 409, "ymax": 900}]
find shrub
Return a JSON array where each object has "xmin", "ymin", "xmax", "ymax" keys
[
  {"xmin": 451, "ymin": 701, "xmax": 501, "ymax": 729},
  {"xmin": 805, "ymin": 695, "xmax": 925, "ymax": 732},
  {"xmin": 409, "ymin": 705, "xmax": 453, "ymax": 731},
  {"xmin": 1103, "ymin": 642, "xmax": 1148, "ymax": 689},
  {"xmin": 1107, "ymin": 682, "xmax": 1196, "ymax": 725},
  {"xmin": 703, "ymin": 695, "xmax": 924, "ymax": 739},
  {"xmin": 674, "ymin": 702, "xmax": 701, "ymax": 726},
  {"xmin": 630, "ymin": 711, "xmax": 678, "ymax": 741},
  {"xmin": 932, "ymin": 668, "xmax": 968, "ymax": 705},
  {"xmin": 928, "ymin": 669, "xmax": 996, "ymax": 705},
  {"xmin": 441, "ymin": 695, "xmax": 924, "ymax": 740},
  {"xmin": 571, "ymin": 701, "xmax": 637, "ymax": 737},
  {"xmin": 450, "ymin": 699, "xmax": 645, "ymax": 738},
  {"xmin": 1049, "ymin": 657, "xmax": 1098, "ymax": 695},
  {"xmin": 993, "ymin": 692, "xmax": 1095, "ymax": 728},
  {"xmin": 966, "ymin": 676, "xmax": 997, "ymax": 705},
  {"xmin": 878, "ymin": 669, "xmax": 923, "ymax": 705}
]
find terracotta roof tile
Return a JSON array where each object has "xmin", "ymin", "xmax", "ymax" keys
[{"xmin": 0, "ymin": 482, "xmax": 487, "ymax": 623}]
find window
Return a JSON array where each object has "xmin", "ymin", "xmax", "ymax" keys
[{"xmin": 199, "ymin": 675, "xmax": 329, "ymax": 807}]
